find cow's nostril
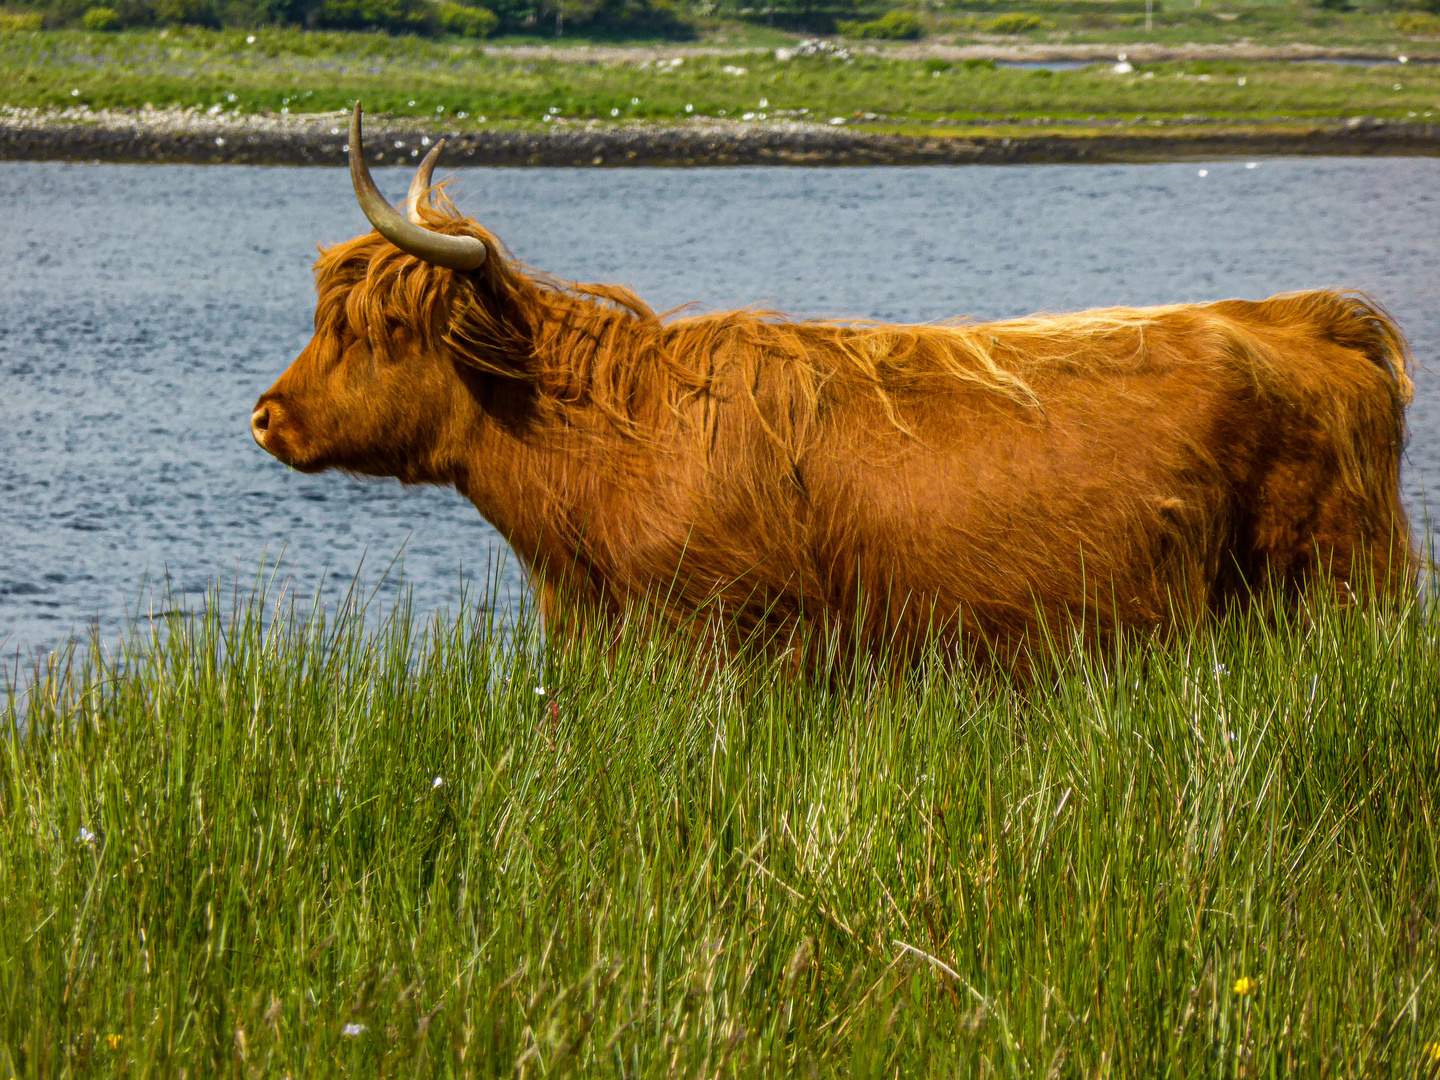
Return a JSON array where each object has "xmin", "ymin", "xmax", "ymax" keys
[{"xmin": 251, "ymin": 405, "xmax": 270, "ymax": 441}]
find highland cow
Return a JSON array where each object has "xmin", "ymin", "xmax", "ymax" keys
[{"xmin": 250, "ymin": 104, "xmax": 1415, "ymax": 664}]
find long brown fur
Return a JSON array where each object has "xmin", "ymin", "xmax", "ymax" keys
[{"xmin": 255, "ymin": 191, "xmax": 1416, "ymax": 665}]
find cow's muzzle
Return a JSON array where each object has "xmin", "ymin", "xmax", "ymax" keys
[
  {"xmin": 251, "ymin": 396, "xmax": 301, "ymax": 464},
  {"xmin": 250, "ymin": 403, "xmax": 271, "ymax": 447}
]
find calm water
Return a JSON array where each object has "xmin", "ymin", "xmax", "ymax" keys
[{"xmin": 3, "ymin": 159, "xmax": 1438, "ymax": 663}]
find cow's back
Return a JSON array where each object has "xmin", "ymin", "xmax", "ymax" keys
[{"xmin": 786, "ymin": 290, "xmax": 1413, "ymax": 656}]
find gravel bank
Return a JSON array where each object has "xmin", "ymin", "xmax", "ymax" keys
[{"xmin": 4, "ymin": 106, "xmax": 1438, "ymax": 166}]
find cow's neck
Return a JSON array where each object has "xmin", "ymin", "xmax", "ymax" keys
[{"xmin": 451, "ymin": 290, "xmax": 656, "ymax": 603}]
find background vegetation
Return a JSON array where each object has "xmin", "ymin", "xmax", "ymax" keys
[
  {"xmin": 3, "ymin": 26, "xmax": 1440, "ymax": 126},
  {"xmin": 6, "ymin": 0, "xmax": 1440, "ymax": 47},
  {"xmin": 2, "ymin": 582, "xmax": 1438, "ymax": 1076}
]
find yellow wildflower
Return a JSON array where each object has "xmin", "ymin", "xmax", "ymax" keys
[
  {"xmin": 1232, "ymin": 976, "xmax": 1256, "ymax": 996},
  {"xmin": 105, "ymin": 1034, "xmax": 123, "ymax": 1050}
]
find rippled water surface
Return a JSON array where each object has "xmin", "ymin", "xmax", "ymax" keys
[{"xmin": 3, "ymin": 158, "xmax": 1438, "ymax": 662}]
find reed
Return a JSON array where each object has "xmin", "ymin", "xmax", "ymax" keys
[{"xmin": 2, "ymin": 577, "xmax": 1438, "ymax": 1076}]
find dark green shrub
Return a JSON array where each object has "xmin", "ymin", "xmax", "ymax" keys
[
  {"xmin": 983, "ymin": 11, "xmax": 1047, "ymax": 31},
  {"xmin": 81, "ymin": 2, "xmax": 120, "ymax": 22},
  {"xmin": 313, "ymin": 0, "xmax": 433, "ymax": 31},
  {"xmin": 435, "ymin": 0, "xmax": 494, "ymax": 32},
  {"xmin": 837, "ymin": 8, "xmax": 923, "ymax": 37}
]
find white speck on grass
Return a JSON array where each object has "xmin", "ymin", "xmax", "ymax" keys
[
  {"xmin": 71, "ymin": 89, "xmax": 80, "ymax": 96},
  {"xmin": 408, "ymin": 100, "xmax": 416, "ymax": 106},
  {"xmin": 1238, "ymin": 76, "xmax": 1246, "ymax": 86},
  {"xmin": 534, "ymin": 685, "xmax": 546, "ymax": 696},
  {"xmin": 685, "ymin": 103, "xmax": 693, "ymax": 112},
  {"xmin": 432, "ymin": 776, "xmax": 444, "ymax": 789},
  {"xmin": 76, "ymin": 827, "xmax": 96, "ymax": 844},
  {"xmin": 631, "ymin": 97, "xmax": 640, "ymax": 105},
  {"xmin": 829, "ymin": 116, "xmax": 845, "ymax": 124},
  {"xmin": 245, "ymin": 33, "xmax": 255, "ymax": 42},
  {"xmin": 611, "ymin": 108, "xmax": 619, "ymax": 116},
  {"xmin": 341, "ymin": 1023, "xmax": 366, "ymax": 1037},
  {"xmin": 1113, "ymin": 61, "xmax": 1133, "ymax": 74}
]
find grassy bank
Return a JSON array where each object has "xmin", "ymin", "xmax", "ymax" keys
[
  {"xmin": 3, "ymin": 583, "xmax": 1439, "ymax": 1076},
  {"xmin": 4, "ymin": 27, "xmax": 1440, "ymax": 123}
]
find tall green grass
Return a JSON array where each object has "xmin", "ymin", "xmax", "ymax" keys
[{"xmin": 3, "ymin": 579, "xmax": 1439, "ymax": 1076}]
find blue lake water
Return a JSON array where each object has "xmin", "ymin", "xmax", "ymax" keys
[{"xmin": 2, "ymin": 158, "xmax": 1437, "ymax": 666}]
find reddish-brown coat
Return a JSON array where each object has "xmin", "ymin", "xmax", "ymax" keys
[{"xmin": 252, "ymin": 206, "xmax": 1414, "ymax": 663}]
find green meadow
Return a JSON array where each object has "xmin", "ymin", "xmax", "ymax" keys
[
  {"xmin": 3, "ymin": 579, "xmax": 1438, "ymax": 1076},
  {"xmin": 4, "ymin": 27, "xmax": 1440, "ymax": 123}
]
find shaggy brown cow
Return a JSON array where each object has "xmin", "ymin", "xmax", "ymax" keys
[{"xmin": 251, "ymin": 104, "xmax": 1415, "ymax": 663}]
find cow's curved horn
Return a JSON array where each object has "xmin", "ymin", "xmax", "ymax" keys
[
  {"xmin": 348, "ymin": 103, "xmax": 486, "ymax": 271},
  {"xmin": 406, "ymin": 140, "xmax": 445, "ymax": 224}
]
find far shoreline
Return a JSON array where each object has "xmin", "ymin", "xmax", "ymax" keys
[{"xmin": 3, "ymin": 107, "xmax": 1438, "ymax": 166}]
